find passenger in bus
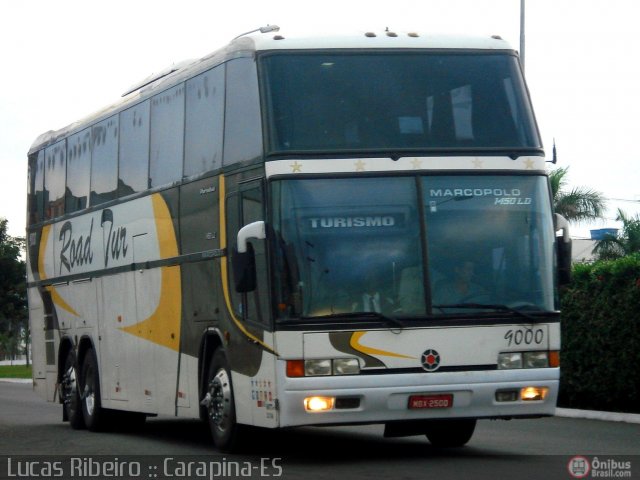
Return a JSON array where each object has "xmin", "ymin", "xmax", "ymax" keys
[
  {"xmin": 433, "ymin": 260, "xmax": 487, "ymax": 305},
  {"xmin": 351, "ymin": 270, "xmax": 396, "ymax": 314},
  {"xmin": 397, "ymin": 265, "xmax": 426, "ymax": 314}
]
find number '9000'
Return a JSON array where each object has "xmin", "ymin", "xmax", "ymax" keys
[{"xmin": 504, "ymin": 328, "xmax": 544, "ymax": 347}]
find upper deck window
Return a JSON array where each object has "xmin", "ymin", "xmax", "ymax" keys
[
  {"xmin": 44, "ymin": 140, "xmax": 66, "ymax": 219},
  {"xmin": 66, "ymin": 128, "xmax": 91, "ymax": 213},
  {"xmin": 262, "ymin": 51, "xmax": 540, "ymax": 155},
  {"xmin": 119, "ymin": 100, "xmax": 150, "ymax": 197}
]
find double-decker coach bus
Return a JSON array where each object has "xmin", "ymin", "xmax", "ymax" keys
[{"xmin": 27, "ymin": 27, "xmax": 572, "ymax": 451}]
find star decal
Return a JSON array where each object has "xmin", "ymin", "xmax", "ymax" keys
[
  {"xmin": 411, "ymin": 158, "xmax": 423, "ymax": 169},
  {"xmin": 290, "ymin": 161, "xmax": 302, "ymax": 173},
  {"xmin": 354, "ymin": 160, "xmax": 366, "ymax": 171},
  {"xmin": 523, "ymin": 158, "xmax": 535, "ymax": 170},
  {"xmin": 472, "ymin": 158, "xmax": 483, "ymax": 168}
]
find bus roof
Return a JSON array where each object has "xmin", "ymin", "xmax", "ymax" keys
[
  {"xmin": 248, "ymin": 30, "xmax": 513, "ymax": 52},
  {"xmin": 29, "ymin": 29, "xmax": 516, "ymax": 154}
]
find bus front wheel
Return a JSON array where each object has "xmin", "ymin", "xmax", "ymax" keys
[
  {"xmin": 424, "ymin": 419, "xmax": 476, "ymax": 447},
  {"xmin": 203, "ymin": 350, "xmax": 245, "ymax": 452}
]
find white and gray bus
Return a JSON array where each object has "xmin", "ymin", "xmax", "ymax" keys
[{"xmin": 27, "ymin": 27, "xmax": 572, "ymax": 451}]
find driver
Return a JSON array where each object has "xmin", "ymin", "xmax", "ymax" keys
[{"xmin": 433, "ymin": 261, "xmax": 486, "ymax": 304}]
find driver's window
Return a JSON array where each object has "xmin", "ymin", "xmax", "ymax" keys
[{"xmin": 226, "ymin": 183, "xmax": 270, "ymax": 327}]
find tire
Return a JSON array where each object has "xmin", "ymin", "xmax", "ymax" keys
[
  {"xmin": 425, "ymin": 419, "xmax": 477, "ymax": 447},
  {"xmin": 61, "ymin": 351, "xmax": 85, "ymax": 429},
  {"xmin": 80, "ymin": 349, "xmax": 107, "ymax": 432},
  {"xmin": 202, "ymin": 350, "xmax": 245, "ymax": 452}
]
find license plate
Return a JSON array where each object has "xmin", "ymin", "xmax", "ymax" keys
[{"xmin": 408, "ymin": 394, "xmax": 453, "ymax": 409}]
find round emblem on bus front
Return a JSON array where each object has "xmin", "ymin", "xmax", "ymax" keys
[{"xmin": 421, "ymin": 349, "xmax": 441, "ymax": 372}]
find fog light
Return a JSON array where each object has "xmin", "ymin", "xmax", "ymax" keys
[
  {"xmin": 521, "ymin": 387, "xmax": 549, "ymax": 401},
  {"xmin": 304, "ymin": 396, "xmax": 335, "ymax": 412},
  {"xmin": 305, "ymin": 359, "xmax": 332, "ymax": 376},
  {"xmin": 498, "ymin": 352, "xmax": 523, "ymax": 369},
  {"xmin": 495, "ymin": 389, "xmax": 518, "ymax": 402},
  {"xmin": 524, "ymin": 351, "xmax": 549, "ymax": 368},
  {"xmin": 333, "ymin": 358, "xmax": 360, "ymax": 375}
]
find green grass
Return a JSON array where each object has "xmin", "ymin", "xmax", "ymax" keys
[{"xmin": 0, "ymin": 364, "xmax": 32, "ymax": 379}]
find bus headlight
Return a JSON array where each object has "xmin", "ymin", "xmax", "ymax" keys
[
  {"xmin": 287, "ymin": 358, "xmax": 361, "ymax": 377},
  {"xmin": 304, "ymin": 359, "xmax": 332, "ymax": 376},
  {"xmin": 498, "ymin": 351, "xmax": 558, "ymax": 369},
  {"xmin": 332, "ymin": 358, "xmax": 360, "ymax": 375},
  {"xmin": 498, "ymin": 352, "xmax": 523, "ymax": 369},
  {"xmin": 524, "ymin": 351, "xmax": 549, "ymax": 368}
]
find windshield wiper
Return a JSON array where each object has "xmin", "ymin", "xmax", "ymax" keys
[
  {"xmin": 302, "ymin": 311, "xmax": 405, "ymax": 330},
  {"xmin": 432, "ymin": 303, "xmax": 544, "ymax": 322}
]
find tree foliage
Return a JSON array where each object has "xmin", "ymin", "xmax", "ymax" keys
[
  {"xmin": 549, "ymin": 166, "xmax": 606, "ymax": 223},
  {"xmin": 559, "ymin": 254, "xmax": 640, "ymax": 413},
  {"xmin": 0, "ymin": 218, "xmax": 27, "ymax": 360},
  {"xmin": 593, "ymin": 209, "xmax": 640, "ymax": 261}
]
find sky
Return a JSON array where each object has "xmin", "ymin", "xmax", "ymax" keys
[{"xmin": 1, "ymin": 0, "xmax": 639, "ymax": 239}]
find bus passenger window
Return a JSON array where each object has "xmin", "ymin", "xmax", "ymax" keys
[
  {"xmin": 91, "ymin": 116, "xmax": 118, "ymax": 206},
  {"xmin": 150, "ymin": 84, "xmax": 185, "ymax": 187},
  {"xmin": 119, "ymin": 100, "xmax": 150, "ymax": 197},
  {"xmin": 224, "ymin": 58, "xmax": 262, "ymax": 166},
  {"xmin": 185, "ymin": 66, "xmax": 224, "ymax": 177},
  {"xmin": 28, "ymin": 151, "xmax": 45, "ymax": 225},
  {"xmin": 44, "ymin": 140, "xmax": 66, "ymax": 220},
  {"xmin": 66, "ymin": 128, "xmax": 91, "ymax": 213}
]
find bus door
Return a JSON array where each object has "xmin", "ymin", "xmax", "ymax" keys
[{"xmin": 225, "ymin": 177, "xmax": 278, "ymax": 427}]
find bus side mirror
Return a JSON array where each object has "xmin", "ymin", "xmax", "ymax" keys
[
  {"xmin": 233, "ymin": 221, "xmax": 266, "ymax": 293},
  {"xmin": 232, "ymin": 243, "xmax": 256, "ymax": 292},
  {"xmin": 554, "ymin": 213, "xmax": 572, "ymax": 286}
]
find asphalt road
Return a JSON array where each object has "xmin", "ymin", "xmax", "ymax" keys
[{"xmin": 1, "ymin": 381, "xmax": 638, "ymax": 480}]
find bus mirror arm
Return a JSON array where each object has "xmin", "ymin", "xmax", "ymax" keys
[
  {"xmin": 237, "ymin": 221, "xmax": 266, "ymax": 253},
  {"xmin": 554, "ymin": 213, "xmax": 572, "ymax": 286},
  {"xmin": 233, "ymin": 221, "xmax": 265, "ymax": 293}
]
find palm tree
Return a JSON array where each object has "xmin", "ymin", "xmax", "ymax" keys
[
  {"xmin": 592, "ymin": 209, "xmax": 640, "ymax": 260},
  {"xmin": 549, "ymin": 166, "xmax": 606, "ymax": 223}
]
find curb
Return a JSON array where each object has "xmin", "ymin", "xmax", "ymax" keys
[
  {"xmin": 0, "ymin": 378, "xmax": 33, "ymax": 384},
  {"xmin": 556, "ymin": 407, "xmax": 640, "ymax": 425}
]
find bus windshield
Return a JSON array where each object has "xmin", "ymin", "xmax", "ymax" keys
[
  {"xmin": 262, "ymin": 52, "xmax": 540, "ymax": 155},
  {"xmin": 270, "ymin": 175, "xmax": 556, "ymax": 321}
]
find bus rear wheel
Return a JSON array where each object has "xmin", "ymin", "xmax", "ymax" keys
[
  {"xmin": 61, "ymin": 351, "xmax": 84, "ymax": 429},
  {"xmin": 80, "ymin": 349, "xmax": 107, "ymax": 432},
  {"xmin": 424, "ymin": 419, "xmax": 476, "ymax": 447},
  {"xmin": 203, "ymin": 350, "xmax": 245, "ymax": 452}
]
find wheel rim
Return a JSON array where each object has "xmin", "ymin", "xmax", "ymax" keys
[
  {"xmin": 62, "ymin": 365, "xmax": 77, "ymax": 410},
  {"xmin": 207, "ymin": 369, "xmax": 232, "ymax": 433},
  {"xmin": 84, "ymin": 364, "xmax": 96, "ymax": 416}
]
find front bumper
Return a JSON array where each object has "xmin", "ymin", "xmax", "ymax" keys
[{"xmin": 277, "ymin": 364, "xmax": 559, "ymax": 427}]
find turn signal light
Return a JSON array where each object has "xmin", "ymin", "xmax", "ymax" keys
[{"xmin": 286, "ymin": 360, "xmax": 305, "ymax": 378}]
